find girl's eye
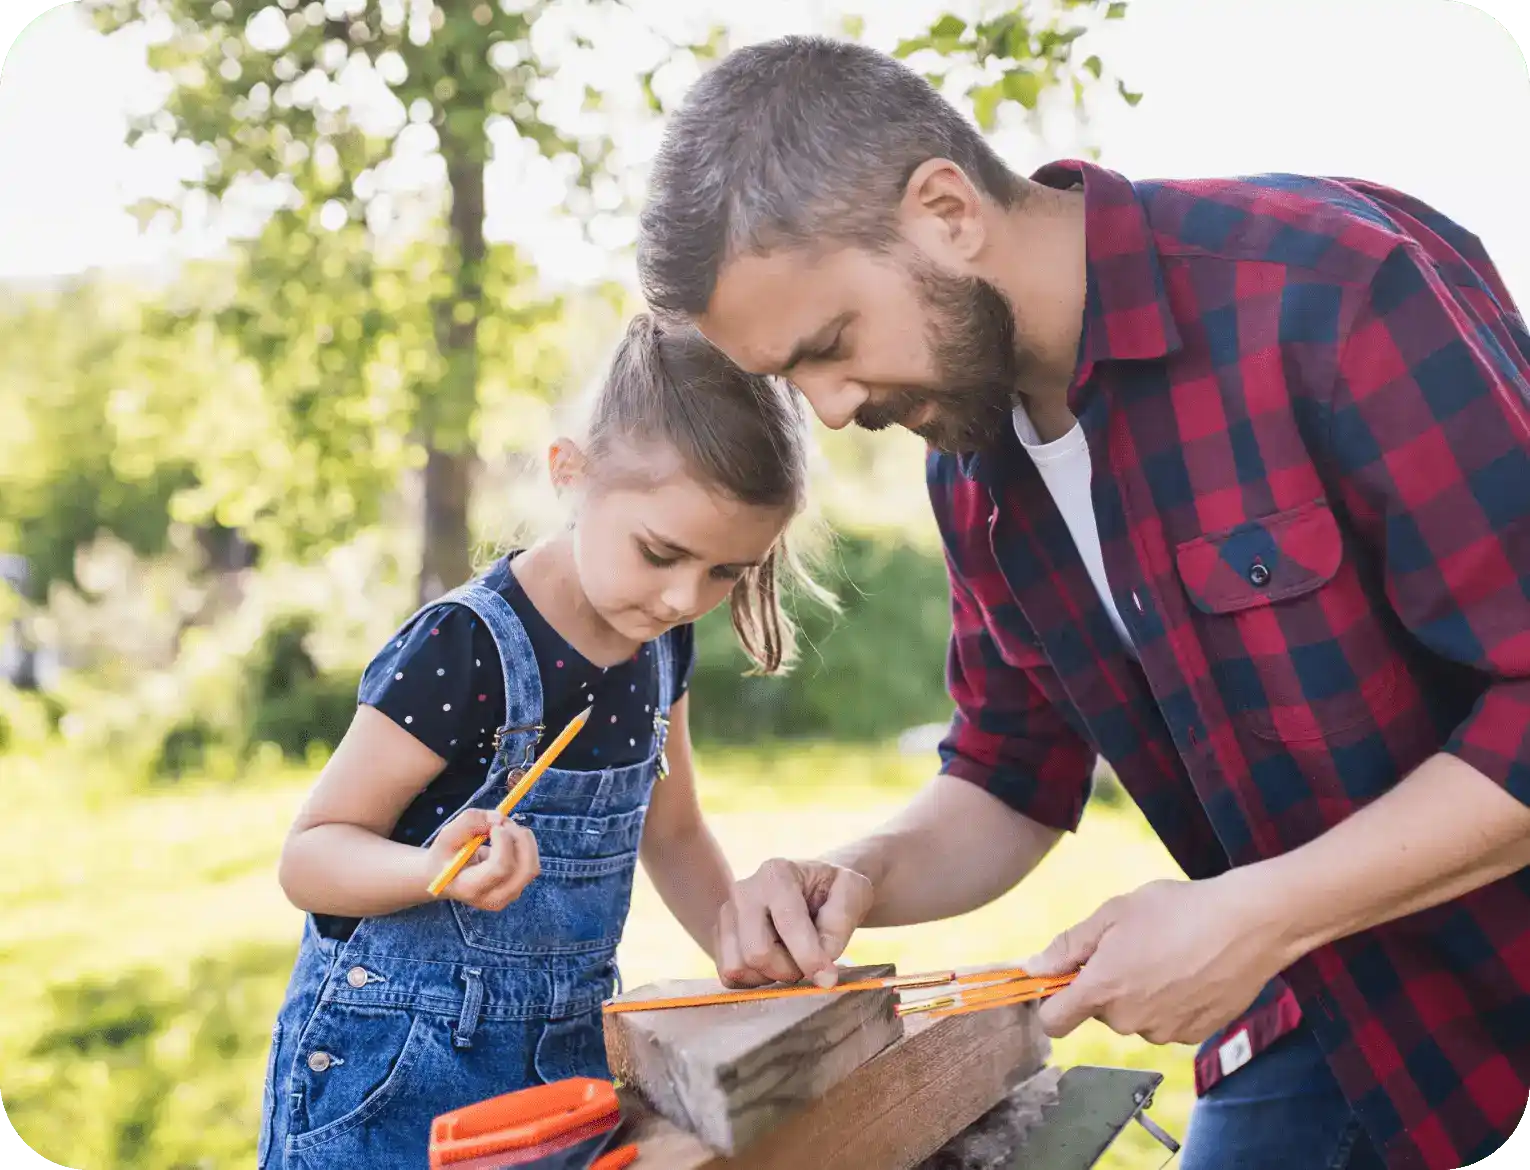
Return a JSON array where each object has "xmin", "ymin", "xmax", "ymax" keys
[
  {"xmin": 639, "ymin": 544, "xmax": 678, "ymax": 568},
  {"xmin": 710, "ymin": 565, "xmax": 745, "ymax": 582}
]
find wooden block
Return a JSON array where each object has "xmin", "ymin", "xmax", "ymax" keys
[
  {"xmin": 623, "ymin": 995, "xmax": 1051, "ymax": 1170},
  {"xmin": 605, "ymin": 964, "xmax": 902, "ymax": 1156}
]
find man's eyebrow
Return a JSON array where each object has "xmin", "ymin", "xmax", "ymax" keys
[{"xmin": 776, "ymin": 312, "xmax": 852, "ymax": 374}]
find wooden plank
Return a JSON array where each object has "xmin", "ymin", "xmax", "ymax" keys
[
  {"xmin": 622, "ymin": 994, "xmax": 1051, "ymax": 1170},
  {"xmin": 605, "ymin": 964, "xmax": 902, "ymax": 1156}
]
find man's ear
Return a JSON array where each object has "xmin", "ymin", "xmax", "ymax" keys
[
  {"xmin": 548, "ymin": 437, "xmax": 588, "ymax": 494},
  {"xmin": 898, "ymin": 157, "xmax": 988, "ymax": 266}
]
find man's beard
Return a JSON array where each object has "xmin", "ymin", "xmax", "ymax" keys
[{"xmin": 853, "ymin": 263, "xmax": 1022, "ymax": 454}]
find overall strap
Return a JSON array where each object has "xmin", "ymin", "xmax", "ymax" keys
[
  {"xmin": 432, "ymin": 580, "xmax": 545, "ymax": 770},
  {"xmin": 654, "ymin": 630, "xmax": 676, "ymax": 718},
  {"xmin": 651, "ymin": 629, "xmax": 677, "ymax": 781}
]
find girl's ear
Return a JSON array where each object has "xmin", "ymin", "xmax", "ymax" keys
[{"xmin": 548, "ymin": 437, "xmax": 588, "ymax": 495}]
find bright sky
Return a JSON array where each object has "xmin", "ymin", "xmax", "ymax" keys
[{"xmin": 0, "ymin": 0, "xmax": 1526, "ymax": 304}]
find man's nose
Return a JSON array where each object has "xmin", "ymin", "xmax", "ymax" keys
[{"xmin": 793, "ymin": 372, "xmax": 868, "ymax": 430}]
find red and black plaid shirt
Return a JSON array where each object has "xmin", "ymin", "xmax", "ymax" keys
[{"xmin": 929, "ymin": 159, "xmax": 1530, "ymax": 1170}]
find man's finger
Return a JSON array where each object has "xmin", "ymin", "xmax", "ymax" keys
[
  {"xmin": 717, "ymin": 901, "xmax": 772, "ymax": 988},
  {"xmin": 766, "ymin": 885, "xmax": 830, "ymax": 985},
  {"xmin": 1022, "ymin": 904, "xmax": 1114, "ymax": 977},
  {"xmin": 728, "ymin": 868, "xmax": 806, "ymax": 983},
  {"xmin": 807, "ymin": 871, "xmax": 873, "ymax": 987},
  {"xmin": 1036, "ymin": 970, "xmax": 1107, "ymax": 1038}
]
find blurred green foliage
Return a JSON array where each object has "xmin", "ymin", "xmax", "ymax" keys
[{"xmin": 691, "ymin": 532, "xmax": 956, "ymax": 743}]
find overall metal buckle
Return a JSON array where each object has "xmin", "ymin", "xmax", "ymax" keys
[
  {"xmin": 653, "ymin": 710, "xmax": 671, "ymax": 781},
  {"xmin": 491, "ymin": 722, "xmax": 543, "ymax": 769}
]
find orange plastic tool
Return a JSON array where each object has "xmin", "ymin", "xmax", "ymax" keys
[{"xmin": 428, "ymin": 1077, "xmax": 637, "ymax": 1170}]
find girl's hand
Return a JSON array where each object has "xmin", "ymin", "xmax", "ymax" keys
[{"xmin": 427, "ymin": 808, "xmax": 541, "ymax": 910}]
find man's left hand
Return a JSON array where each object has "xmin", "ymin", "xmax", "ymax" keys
[{"xmin": 1021, "ymin": 874, "xmax": 1288, "ymax": 1046}]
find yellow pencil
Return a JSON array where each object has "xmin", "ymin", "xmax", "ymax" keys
[{"xmin": 426, "ymin": 704, "xmax": 593, "ymax": 898}]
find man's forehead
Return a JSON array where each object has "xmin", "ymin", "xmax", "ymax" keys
[{"xmin": 698, "ymin": 248, "xmax": 848, "ymax": 373}]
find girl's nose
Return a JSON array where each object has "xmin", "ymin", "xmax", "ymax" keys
[{"xmin": 660, "ymin": 575, "xmax": 704, "ymax": 621}]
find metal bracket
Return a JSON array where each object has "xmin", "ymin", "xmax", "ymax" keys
[{"xmin": 1008, "ymin": 1066, "xmax": 1179, "ymax": 1169}]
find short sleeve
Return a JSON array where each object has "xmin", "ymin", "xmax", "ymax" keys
[
  {"xmin": 359, "ymin": 604, "xmax": 485, "ymax": 762},
  {"xmin": 670, "ymin": 623, "xmax": 696, "ymax": 704}
]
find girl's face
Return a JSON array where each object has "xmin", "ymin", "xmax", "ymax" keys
[{"xmin": 561, "ymin": 443, "xmax": 792, "ymax": 643}]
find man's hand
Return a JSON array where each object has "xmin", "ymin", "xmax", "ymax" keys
[
  {"xmin": 1022, "ymin": 874, "xmax": 1286, "ymax": 1046},
  {"xmin": 715, "ymin": 858, "xmax": 875, "ymax": 989}
]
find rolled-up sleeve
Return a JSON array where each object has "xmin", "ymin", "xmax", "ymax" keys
[
  {"xmin": 935, "ymin": 530, "xmax": 1095, "ymax": 833},
  {"xmin": 1328, "ymin": 241, "xmax": 1530, "ymax": 805}
]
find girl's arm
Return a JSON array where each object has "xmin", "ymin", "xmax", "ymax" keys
[
  {"xmin": 639, "ymin": 694, "xmax": 735, "ymax": 963},
  {"xmin": 278, "ymin": 704, "xmax": 539, "ymax": 916}
]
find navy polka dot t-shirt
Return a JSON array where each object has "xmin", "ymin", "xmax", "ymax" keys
[{"xmin": 315, "ymin": 552, "xmax": 694, "ymax": 942}]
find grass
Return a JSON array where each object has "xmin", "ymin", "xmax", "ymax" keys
[{"xmin": 0, "ymin": 740, "xmax": 1192, "ymax": 1169}]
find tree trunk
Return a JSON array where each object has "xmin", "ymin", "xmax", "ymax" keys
[
  {"xmin": 419, "ymin": 447, "xmax": 474, "ymax": 602},
  {"xmin": 419, "ymin": 137, "xmax": 486, "ymax": 606}
]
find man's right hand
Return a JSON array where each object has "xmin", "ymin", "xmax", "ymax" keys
[{"xmin": 715, "ymin": 858, "xmax": 876, "ymax": 988}]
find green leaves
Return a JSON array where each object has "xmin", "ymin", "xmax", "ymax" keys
[
  {"xmin": 76, "ymin": 0, "xmax": 708, "ymax": 594},
  {"xmin": 1002, "ymin": 69, "xmax": 1044, "ymax": 110},
  {"xmin": 902, "ymin": 1, "xmax": 1140, "ymax": 131}
]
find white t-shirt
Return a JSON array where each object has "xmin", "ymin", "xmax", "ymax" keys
[{"xmin": 1011, "ymin": 406, "xmax": 1138, "ymax": 657}]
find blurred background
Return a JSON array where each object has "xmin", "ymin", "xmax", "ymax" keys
[{"xmin": 1, "ymin": 1, "xmax": 1526, "ymax": 1166}]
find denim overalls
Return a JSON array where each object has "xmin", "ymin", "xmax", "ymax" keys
[{"xmin": 258, "ymin": 580, "xmax": 672, "ymax": 1169}]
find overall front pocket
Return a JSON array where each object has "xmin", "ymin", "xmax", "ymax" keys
[
  {"xmin": 286, "ymin": 1006, "xmax": 433, "ymax": 1156},
  {"xmin": 533, "ymin": 1008, "xmax": 612, "ymax": 1084},
  {"xmin": 450, "ymin": 847, "xmax": 640, "ymax": 958}
]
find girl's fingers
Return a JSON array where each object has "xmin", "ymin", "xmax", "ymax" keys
[
  {"xmin": 491, "ymin": 824, "xmax": 541, "ymax": 905},
  {"xmin": 439, "ymin": 808, "xmax": 503, "ymax": 851},
  {"xmin": 456, "ymin": 821, "xmax": 540, "ymax": 909},
  {"xmin": 450, "ymin": 823, "xmax": 513, "ymax": 900}
]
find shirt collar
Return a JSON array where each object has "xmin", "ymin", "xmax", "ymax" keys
[{"xmin": 957, "ymin": 159, "xmax": 1182, "ymax": 483}]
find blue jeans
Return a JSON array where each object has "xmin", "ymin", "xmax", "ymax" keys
[{"xmin": 1179, "ymin": 1024, "xmax": 1387, "ymax": 1170}]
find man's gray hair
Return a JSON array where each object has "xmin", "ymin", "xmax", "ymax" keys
[{"xmin": 637, "ymin": 35, "xmax": 1024, "ymax": 316}]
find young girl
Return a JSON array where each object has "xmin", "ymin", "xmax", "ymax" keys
[{"xmin": 257, "ymin": 314, "xmax": 823, "ymax": 1169}]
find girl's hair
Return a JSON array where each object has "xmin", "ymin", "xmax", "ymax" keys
[{"xmin": 584, "ymin": 312, "xmax": 832, "ymax": 675}]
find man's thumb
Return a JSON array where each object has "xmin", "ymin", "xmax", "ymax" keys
[
  {"xmin": 1022, "ymin": 909, "xmax": 1110, "ymax": 977},
  {"xmin": 812, "ymin": 872, "xmax": 872, "ymax": 970}
]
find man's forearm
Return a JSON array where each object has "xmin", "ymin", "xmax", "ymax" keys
[
  {"xmin": 822, "ymin": 774, "xmax": 1063, "ymax": 928},
  {"xmin": 1237, "ymin": 751, "xmax": 1530, "ymax": 965}
]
